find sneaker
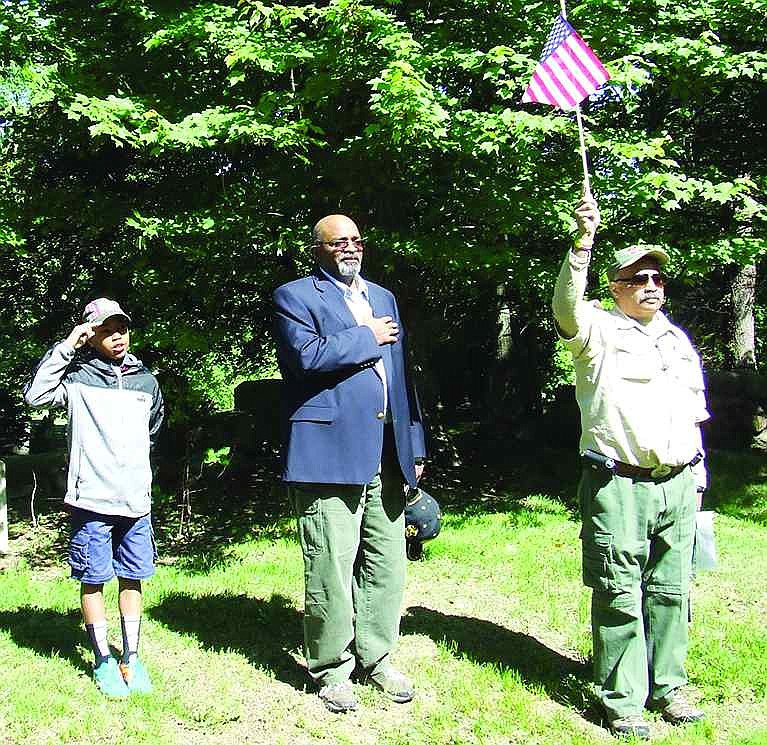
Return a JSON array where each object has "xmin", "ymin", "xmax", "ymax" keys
[
  {"xmin": 658, "ymin": 692, "xmax": 705, "ymax": 725},
  {"xmin": 368, "ymin": 667, "xmax": 415, "ymax": 704},
  {"xmin": 120, "ymin": 658, "xmax": 153, "ymax": 694},
  {"xmin": 609, "ymin": 714, "xmax": 651, "ymax": 739},
  {"xmin": 93, "ymin": 657, "xmax": 129, "ymax": 698},
  {"xmin": 319, "ymin": 681, "xmax": 358, "ymax": 713}
]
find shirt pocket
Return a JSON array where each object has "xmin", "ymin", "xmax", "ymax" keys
[
  {"xmin": 675, "ymin": 352, "xmax": 705, "ymax": 391},
  {"xmin": 614, "ymin": 342, "xmax": 659, "ymax": 382}
]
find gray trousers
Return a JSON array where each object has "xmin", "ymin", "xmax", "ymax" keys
[{"xmin": 289, "ymin": 455, "xmax": 406, "ymax": 687}]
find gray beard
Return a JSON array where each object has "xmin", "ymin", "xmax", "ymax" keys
[{"xmin": 337, "ymin": 259, "xmax": 361, "ymax": 279}]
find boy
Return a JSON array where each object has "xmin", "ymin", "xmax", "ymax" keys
[{"xmin": 24, "ymin": 298, "xmax": 164, "ymax": 697}]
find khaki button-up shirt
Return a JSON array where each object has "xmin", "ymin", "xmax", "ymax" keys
[{"xmin": 552, "ymin": 250, "xmax": 709, "ymax": 488}]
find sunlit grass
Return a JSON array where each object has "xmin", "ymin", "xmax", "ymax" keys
[{"xmin": 1, "ymin": 450, "xmax": 766, "ymax": 744}]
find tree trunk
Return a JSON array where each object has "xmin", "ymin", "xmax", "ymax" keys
[
  {"xmin": 730, "ymin": 263, "xmax": 757, "ymax": 370},
  {"xmin": 496, "ymin": 283, "xmax": 513, "ymax": 361},
  {"xmin": 728, "ymin": 262, "xmax": 766, "ymax": 449},
  {"xmin": 0, "ymin": 461, "xmax": 7, "ymax": 554},
  {"xmin": 485, "ymin": 282, "xmax": 544, "ymax": 438},
  {"xmin": 486, "ymin": 283, "xmax": 512, "ymax": 411}
]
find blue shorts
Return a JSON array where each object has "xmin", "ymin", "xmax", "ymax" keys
[{"xmin": 68, "ymin": 508, "xmax": 157, "ymax": 584}]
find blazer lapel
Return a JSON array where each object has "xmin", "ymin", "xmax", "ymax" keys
[{"xmin": 312, "ymin": 271, "xmax": 358, "ymax": 329}]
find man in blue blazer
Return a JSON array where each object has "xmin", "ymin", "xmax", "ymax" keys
[{"xmin": 273, "ymin": 214, "xmax": 426, "ymax": 713}]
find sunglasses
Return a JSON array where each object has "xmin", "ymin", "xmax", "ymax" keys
[
  {"xmin": 320, "ymin": 238, "xmax": 365, "ymax": 251},
  {"xmin": 613, "ymin": 271, "xmax": 667, "ymax": 288}
]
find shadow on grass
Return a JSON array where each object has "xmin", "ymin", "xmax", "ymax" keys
[
  {"xmin": 147, "ymin": 591, "xmax": 307, "ymax": 690},
  {"xmin": 0, "ymin": 607, "xmax": 90, "ymax": 675},
  {"xmin": 426, "ymin": 440, "xmax": 583, "ymax": 519},
  {"xmin": 431, "ymin": 440, "xmax": 767, "ymax": 527},
  {"xmin": 2, "ymin": 452, "xmax": 71, "ymax": 571},
  {"xmin": 2, "ymin": 459, "xmax": 296, "ymax": 574},
  {"xmin": 9, "ymin": 441, "xmax": 766, "ymax": 579},
  {"xmin": 151, "ymin": 469, "xmax": 298, "ymax": 574},
  {"xmin": 402, "ymin": 606, "xmax": 602, "ymax": 722},
  {"xmin": 706, "ymin": 449, "xmax": 767, "ymax": 525}
]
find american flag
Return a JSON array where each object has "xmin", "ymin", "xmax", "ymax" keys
[{"xmin": 521, "ymin": 15, "xmax": 609, "ymax": 110}]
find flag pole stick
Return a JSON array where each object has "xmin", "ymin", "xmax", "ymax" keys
[
  {"xmin": 560, "ymin": 0, "xmax": 592, "ymax": 197},
  {"xmin": 575, "ymin": 107, "xmax": 592, "ymax": 197}
]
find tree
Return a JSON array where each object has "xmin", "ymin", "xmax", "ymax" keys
[{"xmin": 1, "ymin": 0, "xmax": 766, "ymax": 445}]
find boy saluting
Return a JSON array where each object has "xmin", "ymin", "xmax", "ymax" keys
[{"xmin": 24, "ymin": 298, "xmax": 164, "ymax": 697}]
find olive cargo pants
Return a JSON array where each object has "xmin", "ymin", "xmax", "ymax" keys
[
  {"xmin": 578, "ymin": 465, "xmax": 696, "ymax": 720},
  {"xmin": 289, "ymin": 459, "xmax": 406, "ymax": 687}
]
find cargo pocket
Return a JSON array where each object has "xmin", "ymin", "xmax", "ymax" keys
[
  {"xmin": 69, "ymin": 533, "xmax": 90, "ymax": 573},
  {"xmin": 581, "ymin": 530, "xmax": 616, "ymax": 592},
  {"xmin": 305, "ymin": 588, "xmax": 328, "ymax": 621},
  {"xmin": 298, "ymin": 499, "xmax": 325, "ymax": 557}
]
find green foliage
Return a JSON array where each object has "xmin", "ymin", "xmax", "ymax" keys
[
  {"xmin": 185, "ymin": 351, "xmax": 258, "ymax": 413},
  {"xmin": 543, "ymin": 339, "xmax": 576, "ymax": 399},
  {"xmin": 203, "ymin": 444, "xmax": 231, "ymax": 466},
  {"xmin": 1, "ymin": 0, "xmax": 766, "ymax": 430}
]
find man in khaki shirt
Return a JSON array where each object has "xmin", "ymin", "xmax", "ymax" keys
[{"xmin": 552, "ymin": 193, "xmax": 708, "ymax": 738}]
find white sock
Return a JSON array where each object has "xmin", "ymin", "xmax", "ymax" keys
[
  {"xmin": 86, "ymin": 620, "xmax": 110, "ymax": 664},
  {"xmin": 121, "ymin": 615, "xmax": 141, "ymax": 663}
]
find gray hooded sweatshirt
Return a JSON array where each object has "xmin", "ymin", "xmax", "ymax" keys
[{"xmin": 24, "ymin": 341, "xmax": 164, "ymax": 517}]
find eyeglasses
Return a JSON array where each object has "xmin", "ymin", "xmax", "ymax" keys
[
  {"xmin": 320, "ymin": 238, "xmax": 365, "ymax": 251},
  {"xmin": 613, "ymin": 271, "xmax": 667, "ymax": 288}
]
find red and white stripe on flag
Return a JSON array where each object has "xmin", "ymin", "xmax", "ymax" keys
[{"xmin": 521, "ymin": 15, "xmax": 609, "ymax": 110}]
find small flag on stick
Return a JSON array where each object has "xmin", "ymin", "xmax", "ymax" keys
[{"xmin": 521, "ymin": 15, "xmax": 609, "ymax": 110}]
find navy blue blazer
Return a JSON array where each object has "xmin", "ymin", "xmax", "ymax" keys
[{"xmin": 273, "ymin": 269, "xmax": 426, "ymax": 488}]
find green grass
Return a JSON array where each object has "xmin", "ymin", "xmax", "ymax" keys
[{"xmin": 1, "ymin": 449, "xmax": 766, "ymax": 744}]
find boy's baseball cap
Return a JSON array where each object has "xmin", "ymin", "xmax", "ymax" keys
[
  {"xmin": 607, "ymin": 244, "xmax": 670, "ymax": 280},
  {"xmin": 82, "ymin": 298, "xmax": 131, "ymax": 326}
]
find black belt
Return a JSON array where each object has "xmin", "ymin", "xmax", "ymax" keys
[{"xmin": 582, "ymin": 449, "xmax": 701, "ymax": 481}]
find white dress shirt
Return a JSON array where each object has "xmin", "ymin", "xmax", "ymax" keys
[{"xmin": 321, "ymin": 268, "xmax": 388, "ymax": 418}]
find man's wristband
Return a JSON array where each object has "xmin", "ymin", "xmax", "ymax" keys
[
  {"xmin": 574, "ymin": 237, "xmax": 593, "ymax": 251},
  {"xmin": 414, "ymin": 458, "xmax": 426, "ymax": 466}
]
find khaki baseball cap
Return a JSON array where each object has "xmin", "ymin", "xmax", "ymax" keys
[
  {"xmin": 607, "ymin": 244, "xmax": 670, "ymax": 280},
  {"xmin": 82, "ymin": 298, "xmax": 131, "ymax": 326}
]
